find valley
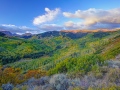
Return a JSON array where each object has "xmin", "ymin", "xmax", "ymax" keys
[{"xmin": 1, "ymin": 29, "xmax": 120, "ymax": 89}]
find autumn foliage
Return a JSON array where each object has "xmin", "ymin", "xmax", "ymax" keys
[
  {"xmin": 25, "ymin": 69, "xmax": 47, "ymax": 79},
  {"xmin": 0, "ymin": 67, "xmax": 47, "ymax": 86}
]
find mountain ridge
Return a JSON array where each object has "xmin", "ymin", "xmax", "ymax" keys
[
  {"xmin": 61, "ymin": 29, "xmax": 118, "ymax": 33},
  {"xmin": 0, "ymin": 28, "xmax": 119, "ymax": 36}
]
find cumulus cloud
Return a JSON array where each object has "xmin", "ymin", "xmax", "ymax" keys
[
  {"xmin": 0, "ymin": 24, "xmax": 38, "ymax": 34},
  {"xmin": 63, "ymin": 8, "xmax": 120, "ymax": 29},
  {"xmin": 64, "ymin": 21, "xmax": 94, "ymax": 30},
  {"xmin": 64, "ymin": 21, "xmax": 84, "ymax": 29},
  {"xmin": 64, "ymin": 21, "xmax": 74, "ymax": 27},
  {"xmin": 33, "ymin": 8, "xmax": 60, "ymax": 25},
  {"xmin": 38, "ymin": 24, "xmax": 63, "ymax": 31}
]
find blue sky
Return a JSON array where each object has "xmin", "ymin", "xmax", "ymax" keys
[{"xmin": 0, "ymin": 0, "xmax": 120, "ymax": 34}]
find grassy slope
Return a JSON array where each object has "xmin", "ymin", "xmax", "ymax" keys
[{"xmin": 1, "ymin": 30, "xmax": 120, "ymax": 75}]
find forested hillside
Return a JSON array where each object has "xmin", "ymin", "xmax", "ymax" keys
[{"xmin": 0, "ymin": 30, "xmax": 120, "ymax": 89}]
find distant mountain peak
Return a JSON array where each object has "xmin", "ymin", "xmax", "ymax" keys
[{"xmin": 0, "ymin": 30, "xmax": 12, "ymax": 36}]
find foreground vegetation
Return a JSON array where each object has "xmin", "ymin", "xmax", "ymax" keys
[{"xmin": 1, "ymin": 66, "xmax": 120, "ymax": 90}]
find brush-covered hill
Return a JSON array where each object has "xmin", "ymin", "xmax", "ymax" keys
[
  {"xmin": 1, "ymin": 29, "xmax": 120, "ymax": 89},
  {"xmin": 0, "ymin": 29, "xmax": 116, "ymax": 65}
]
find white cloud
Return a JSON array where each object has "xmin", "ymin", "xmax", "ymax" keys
[
  {"xmin": 64, "ymin": 21, "xmax": 88, "ymax": 30},
  {"xmin": 0, "ymin": 24, "xmax": 39, "ymax": 34},
  {"xmin": 1, "ymin": 24, "xmax": 16, "ymax": 27},
  {"xmin": 39, "ymin": 24, "xmax": 63, "ymax": 31},
  {"xmin": 63, "ymin": 8, "xmax": 120, "ymax": 27},
  {"xmin": 64, "ymin": 21, "xmax": 74, "ymax": 27},
  {"xmin": 33, "ymin": 8, "xmax": 60, "ymax": 25}
]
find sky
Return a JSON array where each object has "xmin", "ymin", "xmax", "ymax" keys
[{"xmin": 0, "ymin": 0, "xmax": 120, "ymax": 34}]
